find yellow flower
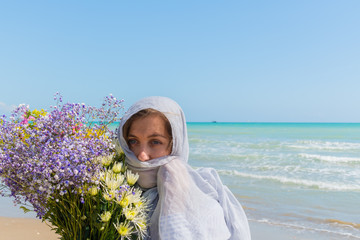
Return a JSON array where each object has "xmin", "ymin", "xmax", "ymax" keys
[
  {"xmin": 123, "ymin": 207, "xmax": 138, "ymax": 221},
  {"xmin": 100, "ymin": 211, "xmax": 112, "ymax": 222},
  {"xmin": 32, "ymin": 109, "xmax": 46, "ymax": 117},
  {"xmin": 103, "ymin": 190, "xmax": 116, "ymax": 201},
  {"xmin": 88, "ymin": 186, "xmax": 98, "ymax": 196},
  {"xmin": 31, "ymin": 109, "xmax": 46, "ymax": 118},
  {"xmin": 126, "ymin": 171, "xmax": 139, "ymax": 186},
  {"xmin": 118, "ymin": 195, "xmax": 130, "ymax": 208},
  {"xmin": 133, "ymin": 201, "xmax": 143, "ymax": 208},
  {"xmin": 84, "ymin": 127, "xmax": 106, "ymax": 138},
  {"xmin": 114, "ymin": 221, "xmax": 133, "ymax": 237}
]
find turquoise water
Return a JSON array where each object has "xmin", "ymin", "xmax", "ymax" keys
[{"xmin": 187, "ymin": 122, "xmax": 360, "ymax": 239}]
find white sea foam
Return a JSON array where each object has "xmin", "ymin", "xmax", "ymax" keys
[
  {"xmin": 300, "ymin": 153, "xmax": 360, "ymax": 163},
  {"xmin": 289, "ymin": 141, "xmax": 360, "ymax": 151},
  {"xmin": 250, "ymin": 218, "xmax": 360, "ymax": 239},
  {"xmin": 218, "ymin": 170, "xmax": 360, "ymax": 191}
]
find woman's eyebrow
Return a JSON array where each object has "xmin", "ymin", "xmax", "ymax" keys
[
  {"xmin": 128, "ymin": 133, "xmax": 168, "ymax": 139},
  {"xmin": 149, "ymin": 133, "xmax": 168, "ymax": 139}
]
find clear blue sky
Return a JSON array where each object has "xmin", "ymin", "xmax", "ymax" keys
[{"xmin": 1, "ymin": 1, "xmax": 359, "ymax": 122}]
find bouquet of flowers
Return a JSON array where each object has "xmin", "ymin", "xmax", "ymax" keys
[{"xmin": 0, "ymin": 93, "xmax": 148, "ymax": 240}]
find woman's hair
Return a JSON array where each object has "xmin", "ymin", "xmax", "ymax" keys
[{"xmin": 122, "ymin": 108, "xmax": 173, "ymax": 149}]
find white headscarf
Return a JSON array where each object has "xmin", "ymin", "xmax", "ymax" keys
[{"xmin": 118, "ymin": 96, "xmax": 251, "ymax": 240}]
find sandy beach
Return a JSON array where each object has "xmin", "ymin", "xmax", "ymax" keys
[
  {"xmin": 0, "ymin": 217, "xmax": 59, "ymax": 240},
  {"xmin": 0, "ymin": 216, "xmax": 338, "ymax": 240},
  {"xmin": 0, "ymin": 216, "xmax": 292, "ymax": 240}
]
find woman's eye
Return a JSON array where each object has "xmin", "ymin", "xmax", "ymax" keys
[
  {"xmin": 128, "ymin": 139, "xmax": 137, "ymax": 145},
  {"xmin": 151, "ymin": 140, "xmax": 162, "ymax": 145}
]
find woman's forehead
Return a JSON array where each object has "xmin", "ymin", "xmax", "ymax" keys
[{"xmin": 129, "ymin": 115, "xmax": 168, "ymax": 134}]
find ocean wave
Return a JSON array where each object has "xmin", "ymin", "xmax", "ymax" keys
[
  {"xmin": 289, "ymin": 141, "xmax": 360, "ymax": 151},
  {"xmin": 300, "ymin": 153, "xmax": 360, "ymax": 163},
  {"xmin": 218, "ymin": 170, "xmax": 360, "ymax": 191},
  {"xmin": 250, "ymin": 218, "xmax": 360, "ymax": 239},
  {"xmin": 189, "ymin": 138, "xmax": 282, "ymax": 149},
  {"xmin": 324, "ymin": 219, "xmax": 360, "ymax": 230}
]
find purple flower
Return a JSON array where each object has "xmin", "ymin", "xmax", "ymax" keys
[{"xmin": 0, "ymin": 93, "xmax": 124, "ymax": 218}]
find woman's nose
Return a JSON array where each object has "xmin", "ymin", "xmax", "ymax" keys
[{"xmin": 137, "ymin": 148, "xmax": 150, "ymax": 161}]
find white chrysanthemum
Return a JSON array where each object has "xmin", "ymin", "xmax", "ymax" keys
[
  {"xmin": 135, "ymin": 219, "xmax": 147, "ymax": 236},
  {"xmin": 100, "ymin": 211, "xmax": 112, "ymax": 222},
  {"xmin": 103, "ymin": 170, "xmax": 113, "ymax": 181},
  {"xmin": 117, "ymin": 194, "xmax": 130, "ymax": 208},
  {"xmin": 112, "ymin": 162, "xmax": 123, "ymax": 173},
  {"xmin": 101, "ymin": 169, "xmax": 115, "ymax": 183},
  {"xmin": 126, "ymin": 171, "xmax": 139, "ymax": 186},
  {"xmin": 123, "ymin": 206, "xmax": 148, "ymax": 238},
  {"xmin": 100, "ymin": 154, "xmax": 113, "ymax": 166},
  {"xmin": 114, "ymin": 221, "xmax": 134, "ymax": 238},
  {"xmin": 105, "ymin": 178, "xmax": 122, "ymax": 190},
  {"xmin": 104, "ymin": 172, "xmax": 124, "ymax": 190},
  {"xmin": 123, "ymin": 207, "xmax": 139, "ymax": 221},
  {"xmin": 115, "ymin": 173, "xmax": 125, "ymax": 183},
  {"xmin": 128, "ymin": 188, "xmax": 142, "ymax": 204}
]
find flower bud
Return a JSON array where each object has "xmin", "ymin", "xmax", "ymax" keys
[{"xmin": 112, "ymin": 162, "xmax": 123, "ymax": 174}]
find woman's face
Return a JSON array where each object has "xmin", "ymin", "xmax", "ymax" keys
[{"xmin": 127, "ymin": 114, "xmax": 172, "ymax": 161}]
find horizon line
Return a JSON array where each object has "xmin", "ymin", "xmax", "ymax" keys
[{"xmin": 186, "ymin": 121, "xmax": 360, "ymax": 124}]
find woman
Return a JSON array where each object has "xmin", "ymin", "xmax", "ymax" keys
[{"xmin": 117, "ymin": 96, "xmax": 251, "ymax": 240}]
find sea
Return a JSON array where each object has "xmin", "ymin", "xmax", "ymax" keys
[
  {"xmin": 1, "ymin": 122, "xmax": 359, "ymax": 239},
  {"xmin": 187, "ymin": 122, "xmax": 360, "ymax": 239}
]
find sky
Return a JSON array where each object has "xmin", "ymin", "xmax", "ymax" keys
[{"xmin": 0, "ymin": 1, "xmax": 359, "ymax": 122}]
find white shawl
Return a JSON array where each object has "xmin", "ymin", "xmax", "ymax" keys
[{"xmin": 118, "ymin": 96, "xmax": 251, "ymax": 240}]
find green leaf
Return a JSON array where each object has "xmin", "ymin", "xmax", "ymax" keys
[{"xmin": 20, "ymin": 206, "xmax": 31, "ymax": 213}]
